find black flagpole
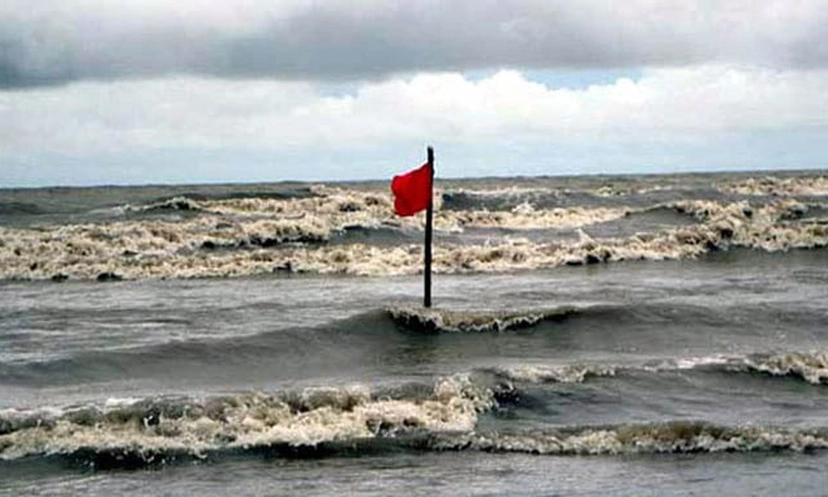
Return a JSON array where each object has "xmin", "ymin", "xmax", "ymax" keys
[{"xmin": 424, "ymin": 146, "xmax": 434, "ymax": 308}]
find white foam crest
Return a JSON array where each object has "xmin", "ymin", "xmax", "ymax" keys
[
  {"xmin": 0, "ymin": 224, "xmax": 774, "ymax": 280},
  {"xmin": 719, "ymin": 175, "xmax": 828, "ymax": 196},
  {"xmin": 3, "ymin": 195, "xmax": 828, "ymax": 281},
  {"xmin": 439, "ymin": 205, "xmax": 633, "ymax": 231},
  {"xmin": 199, "ymin": 186, "xmax": 629, "ymax": 231},
  {"xmin": 0, "ymin": 406, "xmax": 65, "ymax": 426},
  {"xmin": 203, "ymin": 187, "xmax": 396, "ymax": 222},
  {"xmin": 671, "ymin": 198, "xmax": 828, "ymax": 250},
  {"xmin": 103, "ymin": 397, "xmax": 144, "ymax": 408},
  {"xmin": 0, "ymin": 376, "xmax": 494, "ymax": 461},
  {"xmin": 444, "ymin": 186, "xmax": 557, "ymax": 199},
  {"xmin": 448, "ymin": 422, "xmax": 828, "ymax": 455},
  {"xmin": 641, "ymin": 354, "xmax": 738, "ymax": 372},
  {"xmin": 638, "ymin": 352, "xmax": 828, "ymax": 385},
  {"xmin": 0, "ymin": 183, "xmax": 635, "ymax": 281},
  {"xmin": 743, "ymin": 352, "xmax": 828, "ymax": 385},
  {"xmin": 594, "ymin": 184, "xmax": 675, "ymax": 197},
  {"xmin": 387, "ymin": 306, "xmax": 577, "ymax": 333},
  {"xmin": 0, "ymin": 208, "xmax": 364, "ymax": 280},
  {"xmin": 491, "ymin": 364, "xmax": 616, "ymax": 383},
  {"xmin": 125, "ymin": 196, "xmax": 206, "ymax": 213}
]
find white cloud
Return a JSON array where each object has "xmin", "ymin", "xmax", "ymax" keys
[{"xmin": 2, "ymin": 65, "xmax": 827, "ymax": 158}]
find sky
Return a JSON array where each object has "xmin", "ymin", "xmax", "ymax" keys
[{"xmin": 2, "ymin": 1, "xmax": 828, "ymax": 187}]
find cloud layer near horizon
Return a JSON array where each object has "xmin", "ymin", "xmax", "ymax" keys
[
  {"xmin": 3, "ymin": 66, "xmax": 827, "ymax": 154},
  {"xmin": 2, "ymin": 65, "xmax": 827, "ymax": 185},
  {"xmin": 2, "ymin": 0, "xmax": 828, "ymax": 88}
]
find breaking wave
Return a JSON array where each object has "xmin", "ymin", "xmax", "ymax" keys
[
  {"xmin": 3, "ymin": 397, "xmax": 827, "ymax": 468},
  {"xmin": 485, "ymin": 351, "xmax": 828, "ymax": 386},
  {"xmin": 480, "ymin": 364, "xmax": 618, "ymax": 384},
  {"xmin": 1, "ymin": 181, "xmax": 827, "ymax": 281},
  {"xmin": 440, "ymin": 182, "xmax": 680, "ymax": 211},
  {"xmin": 387, "ymin": 306, "xmax": 579, "ymax": 333},
  {"xmin": 0, "ymin": 376, "xmax": 493, "ymax": 465},
  {"xmin": 440, "ymin": 187, "xmax": 565, "ymax": 212},
  {"xmin": 123, "ymin": 196, "xmax": 206, "ymax": 213},
  {"xmin": 727, "ymin": 352, "xmax": 828, "ymax": 385},
  {"xmin": 3, "ymin": 350, "xmax": 828, "ymax": 467},
  {"xmin": 436, "ymin": 421, "xmax": 828, "ymax": 455},
  {"xmin": 719, "ymin": 175, "xmax": 828, "ymax": 197}
]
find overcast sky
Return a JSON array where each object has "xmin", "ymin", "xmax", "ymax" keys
[{"xmin": 2, "ymin": 0, "xmax": 827, "ymax": 186}]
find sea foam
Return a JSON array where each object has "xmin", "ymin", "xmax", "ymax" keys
[{"xmin": 2, "ymin": 180, "xmax": 827, "ymax": 281}]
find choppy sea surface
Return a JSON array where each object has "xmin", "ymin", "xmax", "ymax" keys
[{"xmin": 2, "ymin": 170, "xmax": 828, "ymax": 496}]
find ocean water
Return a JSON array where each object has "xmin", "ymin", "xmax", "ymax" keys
[{"xmin": 2, "ymin": 171, "xmax": 828, "ymax": 496}]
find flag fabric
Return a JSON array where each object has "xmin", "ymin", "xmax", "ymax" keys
[{"xmin": 391, "ymin": 162, "xmax": 432, "ymax": 216}]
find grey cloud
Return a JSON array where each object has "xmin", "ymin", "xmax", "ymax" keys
[{"xmin": 1, "ymin": 0, "xmax": 827, "ymax": 88}]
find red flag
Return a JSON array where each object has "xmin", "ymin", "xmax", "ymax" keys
[{"xmin": 391, "ymin": 162, "xmax": 432, "ymax": 216}]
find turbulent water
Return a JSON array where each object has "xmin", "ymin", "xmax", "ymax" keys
[{"xmin": 2, "ymin": 171, "xmax": 828, "ymax": 496}]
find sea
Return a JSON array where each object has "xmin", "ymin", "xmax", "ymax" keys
[{"xmin": 1, "ymin": 170, "xmax": 828, "ymax": 496}]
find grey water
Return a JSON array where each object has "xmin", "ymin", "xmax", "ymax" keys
[{"xmin": 2, "ymin": 171, "xmax": 828, "ymax": 496}]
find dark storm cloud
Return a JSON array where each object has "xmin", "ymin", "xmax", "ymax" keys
[{"xmin": 1, "ymin": 0, "xmax": 827, "ymax": 89}]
